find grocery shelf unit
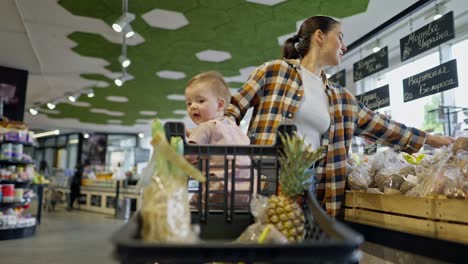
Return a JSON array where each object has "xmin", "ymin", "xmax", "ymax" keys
[{"xmin": 0, "ymin": 141, "xmax": 40, "ymax": 240}]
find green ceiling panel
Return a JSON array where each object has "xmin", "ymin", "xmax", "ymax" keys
[{"xmin": 54, "ymin": 0, "xmax": 368, "ymax": 126}]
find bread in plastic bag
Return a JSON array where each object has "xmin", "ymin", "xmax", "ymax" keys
[{"xmin": 140, "ymin": 119, "xmax": 206, "ymax": 243}]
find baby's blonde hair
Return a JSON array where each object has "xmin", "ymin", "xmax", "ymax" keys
[{"xmin": 186, "ymin": 71, "xmax": 231, "ymax": 109}]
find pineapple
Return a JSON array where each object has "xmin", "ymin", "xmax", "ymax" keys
[{"xmin": 265, "ymin": 133, "xmax": 324, "ymax": 242}]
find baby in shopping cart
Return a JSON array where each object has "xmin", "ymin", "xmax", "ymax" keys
[{"xmin": 184, "ymin": 71, "xmax": 256, "ymax": 209}]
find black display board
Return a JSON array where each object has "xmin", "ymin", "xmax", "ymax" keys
[
  {"xmin": 403, "ymin": 59, "xmax": 458, "ymax": 103},
  {"xmin": 353, "ymin": 47, "xmax": 389, "ymax": 82},
  {"xmin": 0, "ymin": 66, "xmax": 28, "ymax": 121},
  {"xmin": 328, "ymin": 69, "xmax": 346, "ymax": 87},
  {"xmin": 400, "ymin": 11, "xmax": 455, "ymax": 62},
  {"xmin": 357, "ymin": 85, "xmax": 390, "ymax": 111}
]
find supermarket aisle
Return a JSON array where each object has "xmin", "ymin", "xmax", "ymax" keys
[{"xmin": 0, "ymin": 210, "xmax": 124, "ymax": 264}]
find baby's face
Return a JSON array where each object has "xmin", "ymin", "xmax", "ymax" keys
[{"xmin": 185, "ymin": 83, "xmax": 222, "ymax": 125}]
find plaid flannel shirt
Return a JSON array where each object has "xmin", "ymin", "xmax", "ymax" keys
[{"xmin": 226, "ymin": 59, "xmax": 428, "ymax": 217}]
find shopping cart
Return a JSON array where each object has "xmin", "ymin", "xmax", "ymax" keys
[{"xmin": 112, "ymin": 123, "xmax": 363, "ymax": 264}]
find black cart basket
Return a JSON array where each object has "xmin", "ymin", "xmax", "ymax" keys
[{"xmin": 112, "ymin": 123, "xmax": 363, "ymax": 264}]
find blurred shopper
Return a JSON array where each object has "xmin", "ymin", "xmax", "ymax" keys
[{"xmin": 67, "ymin": 161, "xmax": 89, "ymax": 210}]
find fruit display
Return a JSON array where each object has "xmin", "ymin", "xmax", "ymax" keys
[
  {"xmin": 140, "ymin": 119, "xmax": 205, "ymax": 243},
  {"xmin": 347, "ymin": 137, "xmax": 468, "ymax": 199},
  {"xmin": 254, "ymin": 133, "xmax": 324, "ymax": 242}
]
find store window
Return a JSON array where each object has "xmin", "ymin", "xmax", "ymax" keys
[
  {"xmin": 358, "ymin": 52, "xmax": 441, "ymax": 132},
  {"xmin": 106, "ymin": 135, "xmax": 136, "ymax": 172},
  {"xmin": 451, "ymin": 39, "xmax": 468, "ymax": 137},
  {"xmin": 67, "ymin": 134, "xmax": 78, "ymax": 169}
]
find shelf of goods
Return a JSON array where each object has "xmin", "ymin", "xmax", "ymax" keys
[
  {"xmin": 0, "ymin": 152, "xmax": 37, "ymax": 240},
  {"xmin": 344, "ymin": 190, "xmax": 468, "ymax": 262}
]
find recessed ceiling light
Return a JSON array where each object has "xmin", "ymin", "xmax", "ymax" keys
[
  {"xmin": 68, "ymin": 95, "xmax": 76, "ymax": 102},
  {"xmin": 83, "ymin": 133, "xmax": 89, "ymax": 139},
  {"xmin": 138, "ymin": 133, "xmax": 144, "ymax": 138}
]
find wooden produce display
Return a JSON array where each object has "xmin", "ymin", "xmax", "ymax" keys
[{"xmin": 344, "ymin": 190, "xmax": 468, "ymax": 244}]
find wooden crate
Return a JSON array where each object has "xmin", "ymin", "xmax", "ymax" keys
[{"xmin": 344, "ymin": 190, "xmax": 468, "ymax": 244}]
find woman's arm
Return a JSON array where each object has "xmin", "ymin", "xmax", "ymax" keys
[
  {"xmin": 355, "ymin": 102, "xmax": 428, "ymax": 153},
  {"xmin": 425, "ymin": 133, "xmax": 454, "ymax": 148},
  {"xmin": 225, "ymin": 63, "xmax": 267, "ymax": 124}
]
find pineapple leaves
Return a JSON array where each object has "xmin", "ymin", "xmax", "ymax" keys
[{"xmin": 278, "ymin": 132, "xmax": 325, "ymax": 198}]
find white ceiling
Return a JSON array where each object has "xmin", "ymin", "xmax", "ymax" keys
[{"xmin": 2, "ymin": 0, "xmax": 460, "ymax": 135}]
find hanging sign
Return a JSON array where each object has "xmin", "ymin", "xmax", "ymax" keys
[
  {"xmin": 400, "ymin": 11, "xmax": 455, "ymax": 62},
  {"xmin": 328, "ymin": 69, "xmax": 346, "ymax": 87},
  {"xmin": 357, "ymin": 85, "xmax": 390, "ymax": 111},
  {"xmin": 403, "ymin": 59, "xmax": 458, "ymax": 103},
  {"xmin": 353, "ymin": 47, "xmax": 389, "ymax": 82}
]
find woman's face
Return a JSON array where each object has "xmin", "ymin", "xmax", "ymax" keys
[{"xmin": 321, "ymin": 24, "xmax": 347, "ymax": 66}]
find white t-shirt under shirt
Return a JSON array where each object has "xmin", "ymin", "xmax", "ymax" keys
[{"xmin": 294, "ymin": 67, "xmax": 331, "ymax": 150}]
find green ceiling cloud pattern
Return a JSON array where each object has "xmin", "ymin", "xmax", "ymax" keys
[{"xmin": 48, "ymin": 0, "xmax": 369, "ymax": 126}]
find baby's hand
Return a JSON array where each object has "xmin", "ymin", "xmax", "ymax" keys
[
  {"xmin": 185, "ymin": 154, "xmax": 198, "ymax": 165},
  {"xmin": 186, "ymin": 129, "xmax": 192, "ymax": 137}
]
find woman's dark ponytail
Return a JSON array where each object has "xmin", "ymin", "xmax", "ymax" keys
[
  {"xmin": 282, "ymin": 37, "xmax": 301, "ymax": 59},
  {"xmin": 282, "ymin": 16, "xmax": 340, "ymax": 59}
]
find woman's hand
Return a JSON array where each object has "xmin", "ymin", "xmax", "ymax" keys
[{"xmin": 426, "ymin": 134, "xmax": 455, "ymax": 148}]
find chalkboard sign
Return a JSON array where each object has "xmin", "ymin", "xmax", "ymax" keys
[
  {"xmin": 353, "ymin": 47, "xmax": 389, "ymax": 82},
  {"xmin": 403, "ymin": 59, "xmax": 458, "ymax": 103},
  {"xmin": 400, "ymin": 11, "xmax": 455, "ymax": 62},
  {"xmin": 357, "ymin": 85, "xmax": 390, "ymax": 111},
  {"xmin": 329, "ymin": 69, "xmax": 346, "ymax": 87}
]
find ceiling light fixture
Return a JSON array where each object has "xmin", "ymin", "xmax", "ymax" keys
[
  {"xmin": 68, "ymin": 95, "xmax": 77, "ymax": 102},
  {"xmin": 112, "ymin": 12, "xmax": 135, "ymax": 33},
  {"xmin": 119, "ymin": 55, "xmax": 131, "ymax": 68},
  {"xmin": 83, "ymin": 133, "xmax": 89, "ymax": 139},
  {"xmin": 138, "ymin": 133, "xmax": 144, "ymax": 139},
  {"xmin": 114, "ymin": 73, "xmax": 130, "ymax": 87},
  {"xmin": 34, "ymin": 129, "xmax": 60, "ymax": 138},
  {"xmin": 29, "ymin": 108, "xmax": 38, "ymax": 115},
  {"xmin": 123, "ymin": 25, "xmax": 135, "ymax": 38},
  {"xmin": 47, "ymin": 102, "xmax": 56, "ymax": 110},
  {"xmin": 87, "ymin": 90, "xmax": 95, "ymax": 98}
]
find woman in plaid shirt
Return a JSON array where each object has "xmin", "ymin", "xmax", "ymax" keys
[{"xmin": 225, "ymin": 16, "xmax": 453, "ymax": 217}]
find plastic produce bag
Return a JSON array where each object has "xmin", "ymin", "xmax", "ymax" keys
[
  {"xmin": 371, "ymin": 150, "xmax": 407, "ymax": 192},
  {"xmin": 347, "ymin": 153, "xmax": 373, "ymax": 190},
  {"xmin": 140, "ymin": 119, "xmax": 206, "ymax": 243}
]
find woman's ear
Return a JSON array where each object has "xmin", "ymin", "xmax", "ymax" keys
[
  {"xmin": 314, "ymin": 29, "xmax": 325, "ymax": 46},
  {"xmin": 217, "ymin": 98, "xmax": 226, "ymax": 111}
]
